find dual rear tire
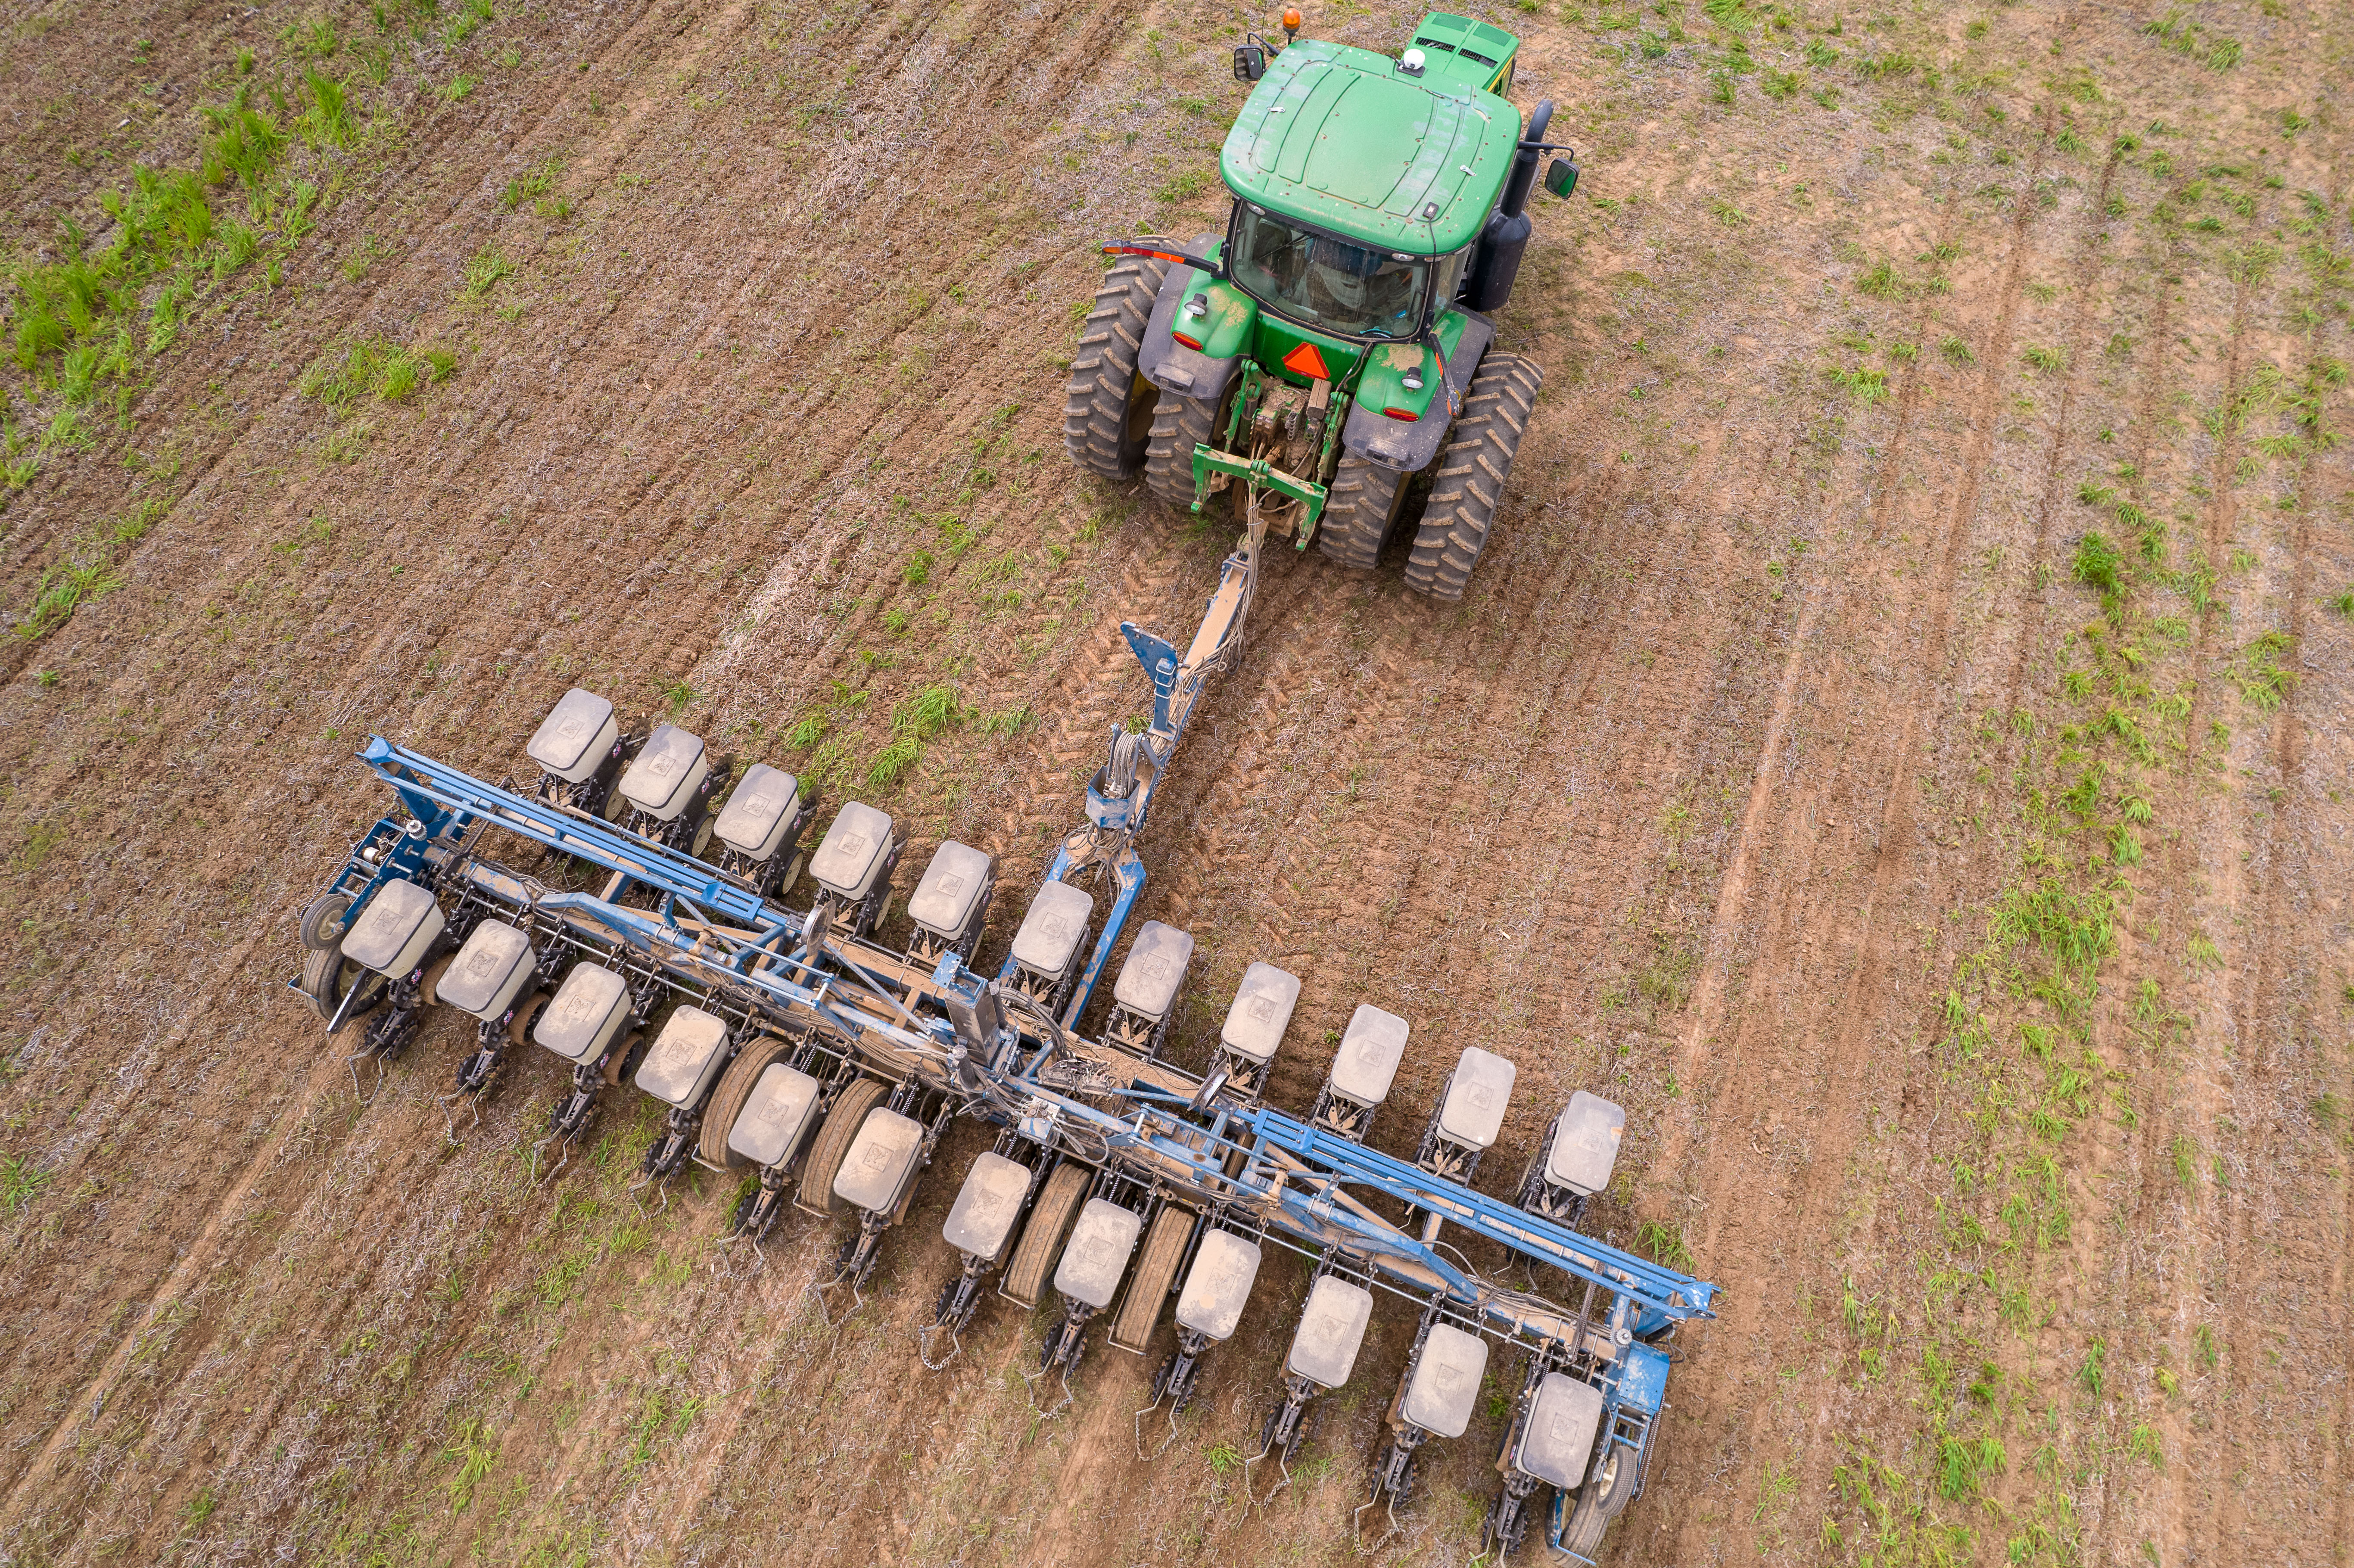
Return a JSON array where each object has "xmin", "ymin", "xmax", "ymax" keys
[{"xmin": 1317, "ymin": 351, "xmax": 1543, "ymax": 602}]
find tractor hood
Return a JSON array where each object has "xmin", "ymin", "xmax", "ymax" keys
[{"xmin": 1219, "ymin": 38, "xmax": 1520, "ymax": 256}]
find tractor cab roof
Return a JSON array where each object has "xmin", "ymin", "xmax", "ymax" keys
[
  {"xmin": 1406, "ymin": 12, "xmax": 1521, "ymax": 93},
  {"xmin": 1218, "ymin": 16, "xmax": 1525, "ymax": 257}
]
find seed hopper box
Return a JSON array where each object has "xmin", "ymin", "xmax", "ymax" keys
[
  {"xmin": 1545, "ymin": 1090, "xmax": 1625, "ymax": 1195},
  {"xmin": 439, "ymin": 920, "xmax": 537, "ymax": 1021},
  {"xmin": 811, "ymin": 802, "xmax": 895, "ymax": 900},
  {"xmin": 341, "ymin": 878, "xmax": 444, "ymax": 978},
  {"xmin": 527, "ymin": 688, "xmax": 618, "ymax": 784},
  {"xmin": 635, "ymin": 1006, "xmax": 731, "ymax": 1108},
  {"xmin": 728, "ymin": 1062, "xmax": 823, "ymax": 1168},
  {"xmin": 1515, "ymin": 1372, "xmax": 1605, "ymax": 1489},
  {"xmin": 1012, "ymin": 881, "xmax": 1095, "ymax": 977},
  {"xmin": 620, "ymin": 724, "xmax": 709, "ymax": 822},
  {"xmin": 1435, "ymin": 1046, "xmax": 1517, "ymax": 1150},
  {"xmin": 1112, "ymin": 921, "xmax": 1194, "ymax": 1020},
  {"xmin": 1285, "ymin": 1275, "xmax": 1375, "ymax": 1389},
  {"xmin": 909, "ymin": 841, "xmax": 993, "ymax": 938},
  {"xmin": 834, "ymin": 1107, "xmax": 926, "ymax": 1213},
  {"xmin": 941, "ymin": 1151, "xmax": 1032, "ymax": 1262},
  {"xmin": 1054, "ymin": 1198, "xmax": 1144, "ymax": 1309},
  {"xmin": 1221, "ymin": 961, "xmax": 1300, "ymax": 1063},
  {"xmin": 535, "ymin": 964, "xmax": 631, "ymax": 1063},
  {"xmin": 1330, "ymin": 1004, "xmax": 1409, "ymax": 1106},
  {"xmin": 713, "ymin": 764, "xmax": 802, "ymax": 860},
  {"xmin": 1401, "ymin": 1322, "xmax": 1488, "ymax": 1440},
  {"xmin": 1173, "ymin": 1229, "xmax": 1261, "ymax": 1342}
]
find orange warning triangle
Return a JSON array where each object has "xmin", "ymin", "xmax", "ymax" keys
[{"xmin": 1281, "ymin": 340, "xmax": 1331, "ymax": 380}]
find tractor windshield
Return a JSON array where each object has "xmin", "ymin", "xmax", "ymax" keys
[{"xmin": 1227, "ymin": 207, "xmax": 1429, "ymax": 341}]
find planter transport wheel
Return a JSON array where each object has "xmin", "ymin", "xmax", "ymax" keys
[
  {"xmin": 1000, "ymin": 1162, "xmax": 1090, "ymax": 1310},
  {"xmin": 301, "ymin": 946, "xmax": 385, "ymax": 1024},
  {"xmin": 701, "ymin": 1033, "xmax": 799, "ymax": 1169},
  {"xmin": 797, "ymin": 1076, "xmax": 889, "ymax": 1215}
]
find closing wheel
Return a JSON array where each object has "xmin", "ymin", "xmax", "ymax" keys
[
  {"xmin": 298, "ymin": 892, "xmax": 352, "ymax": 952},
  {"xmin": 1109, "ymin": 1204, "xmax": 1194, "ymax": 1353},
  {"xmin": 1403, "ymin": 351, "xmax": 1543, "ymax": 602},
  {"xmin": 700, "ymin": 1032, "xmax": 798, "ymax": 1169},
  {"xmin": 1065, "ymin": 243, "xmax": 1174, "ymax": 479},
  {"xmin": 1000, "ymin": 1162, "xmax": 1090, "ymax": 1310},
  {"xmin": 1316, "ymin": 454, "xmax": 1411, "ymax": 569},
  {"xmin": 1143, "ymin": 388, "xmax": 1225, "ymax": 511},
  {"xmin": 1557, "ymin": 1444, "xmax": 1637, "ymax": 1558},
  {"xmin": 300, "ymin": 946, "xmax": 385, "ymax": 1024},
  {"xmin": 797, "ymin": 1076, "xmax": 889, "ymax": 1215}
]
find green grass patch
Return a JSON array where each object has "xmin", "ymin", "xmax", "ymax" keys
[
  {"xmin": 461, "ymin": 243, "xmax": 512, "ymax": 296},
  {"xmin": 298, "ymin": 336, "xmax": 455, "ymax": 412},
  {"xmin": 1, "ymin": 1152, "xmax": 52, "ymax": 1214}
]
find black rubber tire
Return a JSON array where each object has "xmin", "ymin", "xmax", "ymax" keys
[
  {"xmin": 1316, "ymin": 454, "xmax": 1411, "ymax": 569},
  {"xmin": 798, "ymin": 1076, "xmax": 888, "ymax": 1215},
  {"xmin": 1110, "ymin": 1204, "xmax": 1193, "ymax": 1352},
  {"xmin": 701, "ymin": 1032, "xmax": 797, "ymax": 1169},
  {"xmin": 1402, "ymin": 352, "xmax": 1543, "ymax": 601},
  {"xmin": 1001, "ymin": 1161, "xmax": 1090, "ymax": 1309},
  {"xmin": 1558, "ymin": 1444, "xmax": 1635, "ymax": 1556},
  {"xmin": 1065, "ymin": 245, "xmax": 1173, "ymax": 479},
  {"xmin": 301, "ymin": 947, "xmax": 384, "ymax": 1024},
  {"xmin": 298, "ymin": 892, "xmax": 352, "ymax": 952},
  {"xmin": 1143, "ymin": 389, "xmax": 1223, "ymax": 511}
]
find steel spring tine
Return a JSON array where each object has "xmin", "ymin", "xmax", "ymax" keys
[
  {"xmin": 1252, "ymin": 1446, "xmax": 1295, "ymax": 1513},
  {"xmin": 1130, "ymin": 1398, "xmax": 1158, "ymax": 1460},
  {"xmin": 1149, "ymin": 1394, "xmax": 1186, "ymax": 1459},
  {"xmin": 916, "ymin": 1321, "xmax": 963, "ymax": 1372},
  {"xmin": 437, "ymin": 1092, "xmax": 465, "ymax": 1148}
]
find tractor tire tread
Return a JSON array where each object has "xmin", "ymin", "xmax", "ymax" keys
[
  {"xmin": 1316, "ymin": 455, "xmax": 1409, "ymax": 569},
  {"xmin": 1064, "ymin": 246, "xmax": 1173, "ymax": 481},
  {"xmin": 1143, "ymin": 390, "xmax": 1221, "ymax": 511},
  {"xmin": 1403, "ymin": 353, "xmax": 1543, "ymax": 602}
]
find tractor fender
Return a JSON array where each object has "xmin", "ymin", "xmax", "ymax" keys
[
  {"xmin": 1340, "ymin": 312, "xmax": 1496, "ymax": 474},
  {"xmin": 1137, "ymin": 234, "xmax": 1242, "ymax": 404}
]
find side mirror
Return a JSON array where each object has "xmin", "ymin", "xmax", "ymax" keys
[
  {"xmin": 1544, "ymin": 157, "xmax": 1580, "ymax": 199},
  {"xmin": 1232, "ymin": 43, "xmax": 1265, "ymax": 81}
]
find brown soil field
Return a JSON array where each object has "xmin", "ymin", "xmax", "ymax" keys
[{"xmin": 1, "ymin": 0, "xmax": 2349, "ymax": 1561}]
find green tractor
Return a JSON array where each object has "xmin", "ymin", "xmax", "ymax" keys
[{"xmin": 1064, "ymin": 11, "xmax": 1577, "ymax": 600}]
